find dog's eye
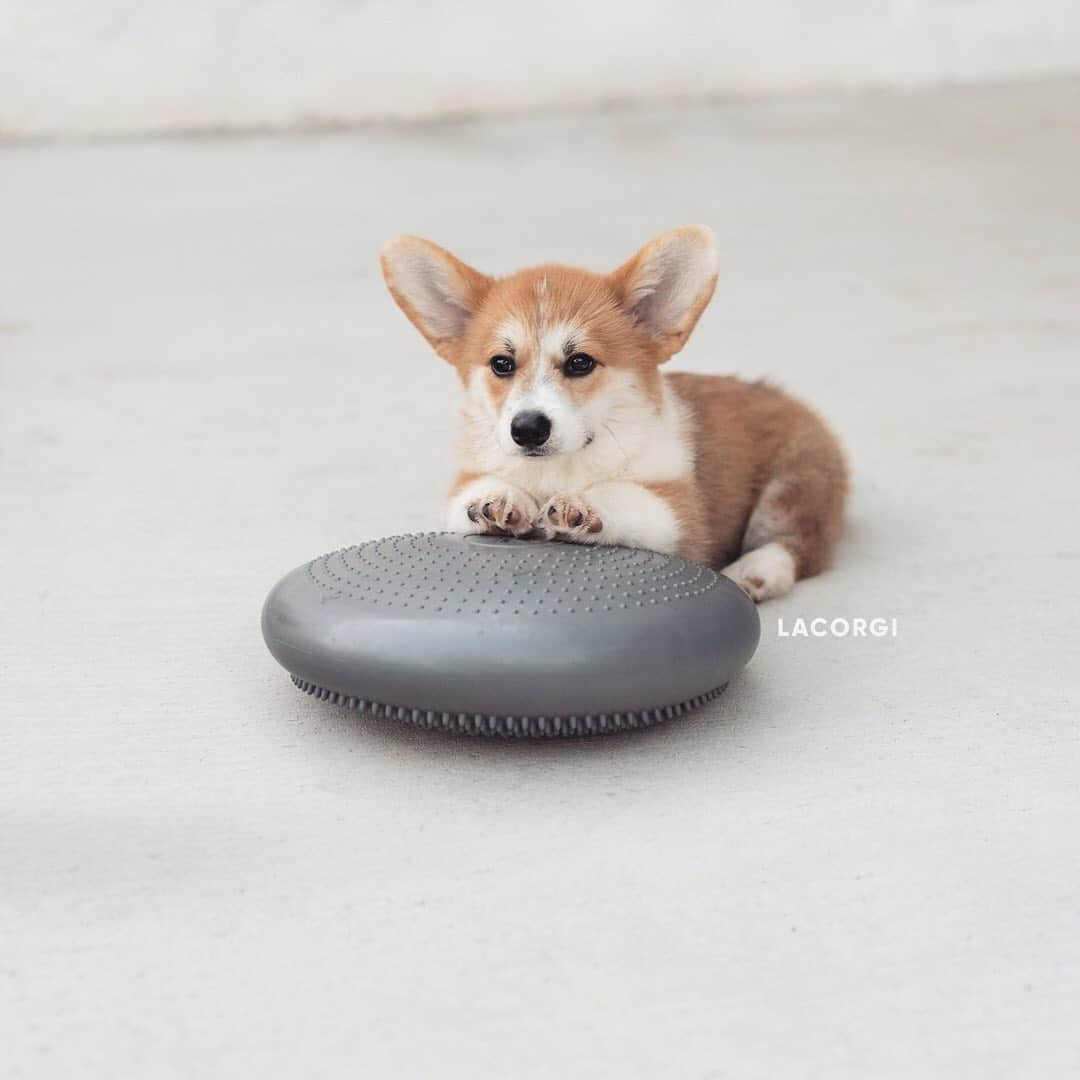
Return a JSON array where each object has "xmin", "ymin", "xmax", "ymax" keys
[
  {"xmin": 490, "ymin": 355, "xmax": 516, "ymax": 377},
  {"xmin": 564, "ymin": 353, "xmax": 597, "ymax": 378}
]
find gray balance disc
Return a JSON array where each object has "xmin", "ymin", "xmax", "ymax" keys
[{"xmin": 261, "ymin": 532, "xmax": 760, "ymax": 737}]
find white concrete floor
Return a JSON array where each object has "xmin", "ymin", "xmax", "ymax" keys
[{"xmin": 3, "ymin": 79, "xmax": 1079, "ymax": 1078}]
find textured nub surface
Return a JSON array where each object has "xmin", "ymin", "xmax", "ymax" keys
[
  {"xmin": 263, "ymin": 532, "xmax": 760, "ymax": 736},
  {"xmin": 306, "ymin": 532, "xmax": 722, "ymax": 617}
]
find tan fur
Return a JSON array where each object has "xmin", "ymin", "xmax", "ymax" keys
[
  {"xmin": 664, "ymin": 375, "xmax": 848, "ymax": 575},
  {"xmin": 380, "ymin": 227, "xmax": 847, "ymax": 601},
  {"xmin": 642, "ymin": 478, "xmax": 710, "ymax": 564}
]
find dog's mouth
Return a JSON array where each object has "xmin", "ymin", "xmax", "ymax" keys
[{"xmin": 517, "ymin": 433, "xmax": 593, "ymax": 459}]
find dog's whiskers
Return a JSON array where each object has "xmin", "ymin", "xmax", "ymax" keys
[{"xmin": 602, "ymin": 421, "xmax": 632, "ymax": 467}]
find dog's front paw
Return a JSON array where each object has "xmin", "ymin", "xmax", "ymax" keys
[
  {"xmin": 535, "ymin": 494, "xmax": 604, "ymax": 543},
  {"xmin": 465, "ymin": 490, "xmax": 538, "ymax": 537}
]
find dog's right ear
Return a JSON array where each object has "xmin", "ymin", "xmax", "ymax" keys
[{"xmin": 380, "ymin": 237, "xmax": 492, "ymax": 361}]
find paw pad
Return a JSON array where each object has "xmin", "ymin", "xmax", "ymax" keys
[
  {"xmin": 466, "ymin": 491, "xmax": 537, "ymax": 537},
  {"xmin": 536, "ymin": 495, "xmax": 603, "ymax": 540}
]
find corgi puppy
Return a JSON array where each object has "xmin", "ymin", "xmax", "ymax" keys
[{"xmin": 380, "ymin": 226, "xmax": 847, "ymax": 601}]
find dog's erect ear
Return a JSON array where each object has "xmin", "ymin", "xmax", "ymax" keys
[
  {"xmin": 609, "ymin": 226, "xmax": 718, "ymax": 358},
  {"xmin": 380, "ymin": 236, "xmax": 493, "ymax": 360}
]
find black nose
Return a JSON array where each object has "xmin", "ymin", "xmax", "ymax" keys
[{"xmin": 510, "ymin": 410, "xmax": 552, "ymax": 449}]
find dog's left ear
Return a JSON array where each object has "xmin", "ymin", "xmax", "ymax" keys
[
  {"xmin": 609, "ymin": 225, "xmax": 718, "ymax": 358},
  {"xmin": 380, "ymin": 236, "xmax": 493, "ymax": 362}
]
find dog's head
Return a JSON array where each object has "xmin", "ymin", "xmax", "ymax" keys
[{"xmin": 380, "ymin": 227, "xmax": 717, "ymax": 463}]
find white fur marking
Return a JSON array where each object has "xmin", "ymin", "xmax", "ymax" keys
[
  {"xmin": 461, "ymin": 366, "xmax": 693, "ymax": 499},
  {"xmin": 722, "ymin": 542, "xmax": 796, "ymax": 603},
  {"xmin": 585, "ymin": 482, "xmax": 681, "ymax": 554},
  {"xmin": 494, "ymin": 317, "xmax": 527, "ymax": 350}
]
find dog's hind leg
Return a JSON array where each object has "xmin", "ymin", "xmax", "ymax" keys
[{"xmin": 722, "ymin": 430, "xmax": 848, "ymax": 602}]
